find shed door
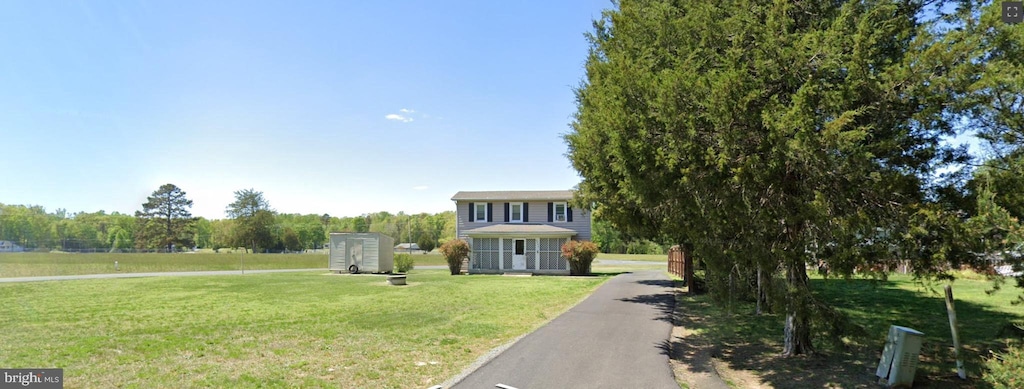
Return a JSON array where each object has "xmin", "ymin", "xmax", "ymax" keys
[
  {"xmin": 512, "ymin": 239, "xmax": 526, "ymax": 270},
  {"xmin": 350, "ymin": 240, "xmax": 363, "ymax": 267}
]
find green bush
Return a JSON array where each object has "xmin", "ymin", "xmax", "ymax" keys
[
  {"xmin": 562, "ymin": 240, "xmax": 599, "ymax": 276},
  {"xmin": 984, "ymin": 343, "xmax": 1024, "ymax": 389},
  {"xmin": 439, "ymin": 239, "xmax": 470, "ymax": 275},
  {"xmin": 626, "ymin": 239, "xmax": 665, "ymax": 255},
  {"xmin": 394, "ymin": 254, "xmax": 414, "ymax": 273},
  {"xmin": 417, "ymin": 235, "xmax": 436, "ymax": 253}
]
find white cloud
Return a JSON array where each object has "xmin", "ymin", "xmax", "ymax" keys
[
  {"xmin": 385, "ymin": 113, "xmax": 413, "ymax": 123},
  {"xmin": 399, "ymin": 108, "xmax": 415, "ymax": 113},
  {"xmin": 412, "ymin": 185, "xmax": 429, "ymax": 191}
]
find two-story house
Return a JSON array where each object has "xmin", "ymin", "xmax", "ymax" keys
[{"xmin": 451, "ymin": 190, "xmax": 591, "ymax": 275}]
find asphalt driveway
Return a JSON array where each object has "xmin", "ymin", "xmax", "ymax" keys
[{"xmin": 449, "ymin": 270, "xmax": 680, "ymax": 389}]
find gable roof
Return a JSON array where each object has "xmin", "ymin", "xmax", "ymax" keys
[
  {"xmin": 463, "ymin": 224, "xmax": 577, "ymax": 236},
  {"xmin": 451, "ymin": 190, "xmax": 574, "ymax": 202}
]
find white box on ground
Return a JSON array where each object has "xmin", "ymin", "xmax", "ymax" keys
[{"xmin": 876, "ymin": 325, "xmax": 924, "ymax": 388}]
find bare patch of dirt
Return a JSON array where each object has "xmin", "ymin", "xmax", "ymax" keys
[{"xmin": 668, "ymin": 283, "xmax": 988, "ymax": 388}]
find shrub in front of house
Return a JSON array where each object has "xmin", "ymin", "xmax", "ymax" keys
[
  {"xmin": 394, "ymin": 254, "xmax": 414, "ymax": 273},
  {"xmin": 562, "ymin": 240, "xmax": 599, "ymax": 276},
  {"xmin": 439, "ymin": 239, "xmax": 470, "ymax": 275},
  {"xmin": 984, "ymin": 343, "xmax": 1024, "ymax": 389}
]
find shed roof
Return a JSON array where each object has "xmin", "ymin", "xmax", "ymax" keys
[
  {"xmin": 451, "ymin": 190, "xmax": 574, "ymax": 201},
  {"xmin": 463, "ymin": 224, "xmax": 577, "ymax": 237}
]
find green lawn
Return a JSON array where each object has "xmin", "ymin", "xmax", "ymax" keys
[
  {"xmin": 401, "ymin": 252, "xmax": 447, "ymax": 266},
  {"xmin": 0, "ymin": 251, "xmax": 665, "ymax": 277},
  {"xmin": 673, "ymin": 273, "xmax": 1024, "ymax": 387},
  {"xmin": 0, "ymin": 270, "xmax": 607, "ymax": 388},
  {"xmin": 0, "ymin": 252, "xmax": 326, "ymax": 278}
]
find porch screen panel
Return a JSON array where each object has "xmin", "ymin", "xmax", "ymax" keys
[
  {"xmin": 471, "ymin": 238, "xmax": 482, "ymax": 269},
  {"xmin": 556, "ymin": 238, "xmax": 568, "ymax": 269},
  {"xmin": 539, "ymin": 238, "xmax": 563, "ymax": 270},
  {"xmin": 526, "ymin": 239, "xmax": 537, "ymax": 270},
  {"xmin": 502, "ymin": 238, "xmax": 513, "ymax": 269},
  {"xmin": 547, "ymin": 238, "xmax": 568, "ymax": 270},
  {"xmin": 473, "ymin": 238, "xmax": 500, "ymax": 269}
]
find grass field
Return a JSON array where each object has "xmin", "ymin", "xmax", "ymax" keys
[
  {"xmin": 0, "ymin": 252, "xmax": 326, "ymax": 278},
  {"xmin": 0, "ymin": 270, "xmax": 607, "ymax": 388},
  {"xmin": 0, "ymin": 252, "xmax": 668, "ymax": 278},
  {"xmin": 671, "ymin": 273, "xmax": 1024, "ymax": 388}
]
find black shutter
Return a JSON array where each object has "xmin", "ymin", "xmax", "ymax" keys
[
  {"xmin": 504, "ymin": 203, "xmax": 510, "ymax": 222},
  {"xmin": 487, "ymin": 203, "xmax": 493, "ymax": 222},
  {"xmin": 468, "ymin": 203, "xmax": 475, "ymax": 222},
  {"xmin": 568, "ymin": 206, "xmax": 574, "ymax": 222},
  {"xmin": 523, "ymin": 203, "xmax": 529, "ymax": 222},
  {"xmin": 547, "ymin": 202, "xmax": 553, "ymax": 222}
]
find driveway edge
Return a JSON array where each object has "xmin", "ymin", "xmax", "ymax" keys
[{"xmin": 439, "ymin": 274, "xmax": 616, "ymax": 388}]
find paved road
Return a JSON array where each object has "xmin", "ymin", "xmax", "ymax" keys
[
  {"xmin": 0, "ymin": 268, "xmax": 325, "ymax": 283},
  {"xmin": 594, "ymin": 259, "xmax": 665, "ymax": 266},
  {"xmin": 450, "ymin": 270, "xmax": 679, "ymax": 389}
]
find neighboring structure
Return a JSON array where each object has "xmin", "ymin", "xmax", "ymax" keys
[
  {"xmin": 394, "ymin": 243, "xmax": 421, "ymax": 252},
  {"xmin": 0, "ymin": 240, "xmax": 25, "ymax": 253},
  {"xmin": 329, "ymin": 233, "xmax": 395, "ymax": 274},
  {"xmin": 451, "ymin": 190, "xmax": 591, "ymax": 275}
]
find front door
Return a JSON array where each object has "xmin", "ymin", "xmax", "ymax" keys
[{"xmin": 512, "ymin": 239, "xmax": 526, "ymax": 270}]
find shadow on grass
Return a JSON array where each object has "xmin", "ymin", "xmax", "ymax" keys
[{"xmin": 670, "ymin": 277, "xmax": 1024, "ymax": 389}]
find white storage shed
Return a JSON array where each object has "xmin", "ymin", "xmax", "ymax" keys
[{"xmin": 329, "ymin": 233, "xmax": 395, "ymax": 274}]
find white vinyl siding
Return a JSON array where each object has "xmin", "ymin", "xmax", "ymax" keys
[{"xmin": 454, "ymin": 200, "xmax": 591, "ymax": 241}]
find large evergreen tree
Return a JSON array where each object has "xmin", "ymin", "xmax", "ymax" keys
[
  {"xmin": 226, "ymin": 188, "xmax": 275, "ymax": 253},
  {"xmin": 567, "ymin": 0, "xmax": 966, "ymax": 355},
  {"xmin": 135, "ymin": 183, "xmax": 195, "ymax": 252}
]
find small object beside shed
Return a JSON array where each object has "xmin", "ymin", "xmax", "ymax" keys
[
  {"xmin": 876, "ymin": 325, "xmax": 924, "ymax": 388},
  {"xmin": 387, "ymin": 274, "xmax": 407, "ymax": 285},
  {"xmin": 329, "ymin": 233, "xmax": 395, "ymax": 274}
]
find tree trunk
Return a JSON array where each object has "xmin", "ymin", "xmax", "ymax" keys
[
  {"xmin": 782, "ymin": 259, "xmax": 814, "ymax": 357},
  {"xmin": 756, "ymin": 265, "xmax": 763, "ymax": 315}
]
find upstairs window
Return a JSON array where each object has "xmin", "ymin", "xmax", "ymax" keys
[
  {"xmin": 510, "ymin": 202, "xmax": 523, "ymax": 223},
  {"xmin": 554, "ymin": 202, "xmax": 567, "ymax": 222},
  {"xmin": 475, "ymin": 203, "xmax": 488, "ymax": 222}
]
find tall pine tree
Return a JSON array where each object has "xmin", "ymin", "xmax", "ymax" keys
[
  {"xmin": 567, "ymin": 0, "xmax": 965, "ymax": 355},
  {"xmin": 135, "ymin": 184, "xmax": 195, "ymax": 252}
]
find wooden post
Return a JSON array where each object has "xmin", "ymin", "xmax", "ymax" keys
[
  {"xmin": 683, "ymin": 243, "xmax": 694, "ymax": 293},
  {"xmin": 944, "ymin": 285, "xmax": 966, "ymax": 379},
  {"xmin": 756, "ymin": 265, "xmax": 762, "ymax": 315}
]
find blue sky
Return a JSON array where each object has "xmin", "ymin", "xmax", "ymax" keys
[{"xmin": 0, "ymin": 0, "xmax": 611, "ymax": 219}]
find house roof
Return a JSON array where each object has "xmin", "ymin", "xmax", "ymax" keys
[
  {"xmin": 451, "ymin": 190, "xmax": 574, "ymax": 201},
  {"xmin": 463, "ymin": 224, "xmax": 578, "ymax": 237}
]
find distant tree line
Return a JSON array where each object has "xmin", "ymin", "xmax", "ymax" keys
[
  {"xmin": 1, "ymin": 186, "xmax": 654, "ymax": 254},
  {"xmin": 0, "ymin": 185, "xmax": 457, "ymax": 253}
]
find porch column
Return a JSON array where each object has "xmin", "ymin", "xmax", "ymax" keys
[{"xmin": 534, "ymin": 238, "xmax": 540, "ymax": 270}]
